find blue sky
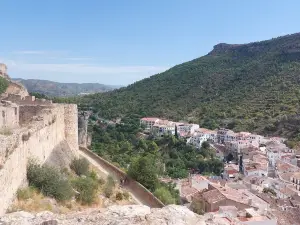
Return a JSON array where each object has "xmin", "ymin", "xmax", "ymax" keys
[{"xmin": 1, "ymin": 0, "xmax": 300, "ymax": 85}]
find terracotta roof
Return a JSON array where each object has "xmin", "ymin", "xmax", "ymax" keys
[{"xmin": 202, "ymin": 189, "xmax": 226, "ymax": 204}]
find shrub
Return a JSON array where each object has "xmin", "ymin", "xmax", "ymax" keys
[
  {"xmin": 70, "ymin": 158, "xmax": 89, "ymax": 176},
  {"xmin": 17, "ymin": 187, "xmax": 36, "ymax": 200},
  {"xmin": 122, "ymin": 191, "xmax": 130, "ymax": 200},
  {"xmin": 116, "ymin": 192, "xmax": 123, "ymax": 201},
  {"xmin": 22, "ymin": 132, "xmax": 31, "ymax": 142},
  {"xmin": 72, "ymin": 177, "xmax": 98, "ymax": 205},
  {"xmin": 98, "ymin": 178, "xmax": 105, "ymax": 186},
  {"xmin": 263, "ymin": 187, "xmax": 277, "ymax": 196},
  {"xmin": 103, "ymin": 176, "xmax": 115, "ymax": 198},
  {"xmin": 154, "ymin": 186, "xmax": 176, "ymax": 205},
  {"xmin": 27, "ymin": 161, "xmax": 73, "ymax": 201},
  {"xmin": 88, "ymin": 170, "xmax": 98, "ymax": 181},
  {"xmin": 0, "ymin": 127, "xmax": 12, "ymax": 136},
  {"xmin": 190, "ymin": 199, "xmax": 205, "ymax": 215}
]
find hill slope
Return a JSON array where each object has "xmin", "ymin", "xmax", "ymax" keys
[
  {"xmin": 13, "ymin": 78, "xmax": 120, "ymax": 97},
  {"xmin": 82, "ymin": 33, "xmax": 300, "ymax": 137}
]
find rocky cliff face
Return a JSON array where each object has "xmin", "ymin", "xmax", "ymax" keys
[{"xmin": 0, "ymin": 205, "xmax": 208, "ymax": 225}]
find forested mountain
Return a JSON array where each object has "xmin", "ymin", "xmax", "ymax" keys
[
  {"xmin": 82, "ymin": 33, "xmax": 300, "ymax": 138},
  {"xmin": 13, "ymin": 78, "xmax": 120, "ymax": 97}
]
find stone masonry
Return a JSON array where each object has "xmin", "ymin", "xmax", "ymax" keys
[
  {"xmin": 0, "ymin": 102, "xmax": 79, "ymax": 215},
  {"xmin": 0, "ymin": 64, "xmax": 79, "ymax": 215},
  {"xmin": 0, "ymin": 79, "xmax": 79, "ymax": 216}
]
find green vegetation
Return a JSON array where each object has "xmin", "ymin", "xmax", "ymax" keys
[
  {"xmin": 26, "ymin": 160, "xmax": 114, "ymax": 205},
  {"xmin": 128, "ymin": 155, "xmax": 159, "ymax": 192},
  {"xmin": 29, "ymin": 92, "xmax": 49, "ymax": 99},
  {"xmin": 70, "ymin": 158, "xmax": 89, "ymax": 176},
  {"xmin": 122, "ymin": 191, "xmax": 130, "ymax": 200},
  {"xmin": 79, "ymin": 33, "xmax": 300, "ymax": 139},
  {"xmin": 0, "ymin": 76, "xmax": 8, "ymax": 94},
  {"xmin": 154, "ymin": 182, "xmax": 180, "ymax": 205},
  {"xmin": 0, "ymin": 127, "xmax": 12, "ymax": 136},
  {"xmin": 72, "ymin": 176, "xmax": 99, "ymax": 205},
  {"xmin": 263, "ymin": 187, "xmax": 277, "ymax": 196},
  {"xmin": 27, "ymin": 161, "xmax": 73, "ymax": 201},
  {"xmin": 17, "ymin": 187, "xmax": 37, "ymax": 200},
  {"xmin": 154, "ymin": 187, "xmax": 175, "ymax": 204},
  {"xmin": 103, "ymin": 175, "xmax": 116, "ymax": 198},
  {"xmin": 190, "ymin": 199, "xmax": 205, "ymax": 215},
  {"xmin": 90, "ymin": 115, "xmax": 222, "ymax": 204}
]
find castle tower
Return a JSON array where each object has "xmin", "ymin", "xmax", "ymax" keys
[{"xmin": 0, "ymin": 63, "xmax": 8, "ymax": 78}]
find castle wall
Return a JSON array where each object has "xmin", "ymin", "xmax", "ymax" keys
[
  {"xmin": 0, "ymin": 104, "xmax": 19, "ymax": 130},
  {"xmin": 2, "ymin": 94, "xmax": 52, "ymax": 106},
  {"xmin": 78, "ymin": 113, "xmax": 88, "ymax": 147},
  {"xmin": 0, "ymin": 104, "xmax": 78, "ymax": 215},
  {"xmin": 64, "ymin": 104, "xmax": 78, "ymax": 156},
  {"xmin": 19, "ymin": 105, "xmax": 51, "ymax": 125}
]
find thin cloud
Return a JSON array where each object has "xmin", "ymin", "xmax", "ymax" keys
[
  {"xmin": 65, "ymin": 57, "xmax": 94, "ymax": 61},
  {"xmin": 9, "ymin": 62, "xmax": 169, "ymax": 74},
  {"xmin": 12, "ymin": 50, "xmax": 47, "ymax": 55},
  {"xmin": 11, "ymin": 50, "xmax": 68, "ymax": 56}
]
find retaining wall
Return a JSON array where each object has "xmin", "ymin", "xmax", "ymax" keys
[{"xmin": 79, "ymin": 146, "xmax": 165, "ymax": 208}]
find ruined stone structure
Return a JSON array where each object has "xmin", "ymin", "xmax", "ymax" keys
[
  {"xmin": 0, "ymin": 63, "xmax": 28, "ymax": 97},
  {"xmin": 0, "ymin": 63, "xmax": 9, "ymax": 79},
  {"xmin": 0, "ymin": 64, "xmax": 79, "ymax": 215},
  {"xmin": 78, "ymin": 111, "xmax": 92, "ymax": 147},
  {"xmin": 4, "ymin": 82, "xmax": 29, "ymax": 97}
]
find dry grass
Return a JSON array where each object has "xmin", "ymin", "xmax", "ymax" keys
[
  {"xmin": 8, "ymin": 168, "xmax": 135, "ymax": 214},
  {"xmin": 8, "ymin": 186, "xmax": 105, "ymax": 214},
  {"xmin": 0, "ymin": 127, "xmax": 12, "ymax": 136}
]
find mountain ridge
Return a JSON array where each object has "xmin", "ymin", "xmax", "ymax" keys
[
  {"xmin": 13, "ymin": 78, "xmax": 121, "ymax": 97},
  {"xmin": 80, "ymin": 32, "xmax": 300, "ymax": 138}
]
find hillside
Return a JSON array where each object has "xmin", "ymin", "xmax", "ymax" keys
[
  {"xmin": 13, "ymin": 78, "xmax": 120, "ymax": 97},
  {"xmin": 81, "ymin": 33, "xmax": 300, "ymax": 138}
]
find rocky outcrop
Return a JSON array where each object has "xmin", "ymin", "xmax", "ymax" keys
[
  {"xmin": 5, "ymin": 81, "xmax": 29, "ymax": 98},
  {"xmin": 0, "ymin": 205, "xmax": 207, "ymax": 225}
]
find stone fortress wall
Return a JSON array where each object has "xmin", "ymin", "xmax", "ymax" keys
[
  {"xmin": 0, "ymin": 101, "xmax": 19, "ymax": 130},
  {"xmin": 0, "ymin": 64, "xmax": 79, "ymax": 215},
  {"xmin": 0, "ymin": 99, "xmax": 78, "ymax": 215}
]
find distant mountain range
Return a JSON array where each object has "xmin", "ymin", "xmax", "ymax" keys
[{"xmin": 13, "ymin": 78, "xmax": 121, "ymax": 97}]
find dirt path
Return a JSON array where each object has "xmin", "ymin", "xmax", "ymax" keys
[{"xmin": 78, "ymin": 150, "xmax": 143, "ymax": 205}]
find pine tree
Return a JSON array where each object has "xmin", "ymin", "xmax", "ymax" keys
[{"xmin": 175, "ymin": 125, "xmax": 178, "ymax": 139}]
